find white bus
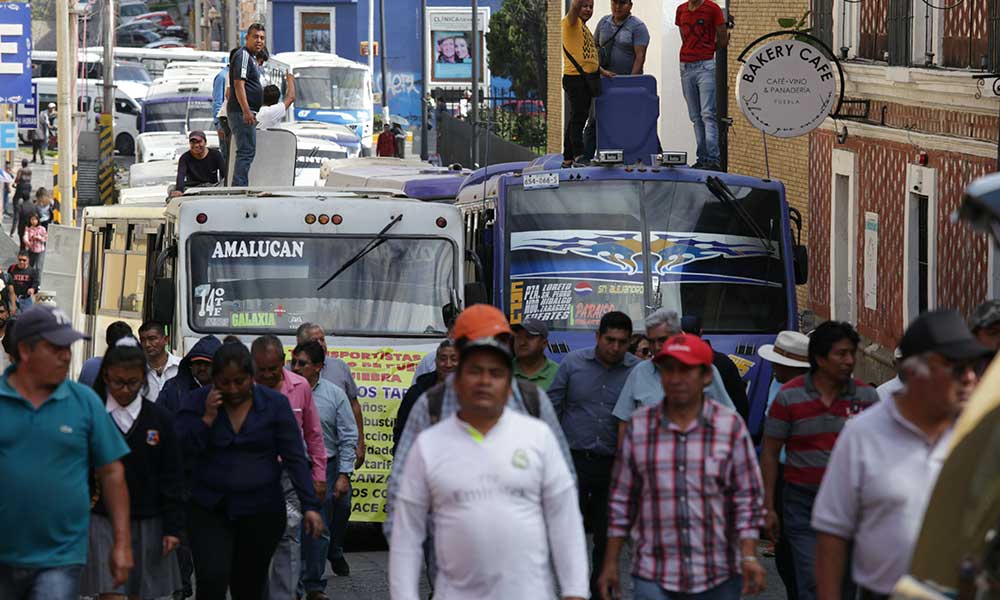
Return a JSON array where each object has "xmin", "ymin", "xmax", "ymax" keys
[
  {"xmin": 139, "ymin": 76, "xmax": 218, "ymax": 146},
  {"xmin": 33, "ymin": 77, "xmax": 143, "ymax": 155},
  {"xmin": 269, "ymin": 52, "xmax": 374, "ymax": 156},
  {"xmin": 84, "ymin": 46, "xmax": 228, "ymax": 78}
]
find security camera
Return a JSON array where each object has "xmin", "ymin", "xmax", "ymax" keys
[{"xmin": 958, "ymin": 172, "xmax": 1000, "ymax": 248}]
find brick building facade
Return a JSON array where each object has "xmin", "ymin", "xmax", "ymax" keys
[{"xmin": 807, "ymin": 0, "xmax": 999, "ymax": 381}]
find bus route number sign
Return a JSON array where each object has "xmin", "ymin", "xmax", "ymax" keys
[{"xmin": 523, "ymin": 173, "xmax": 559, "ymax": 190}]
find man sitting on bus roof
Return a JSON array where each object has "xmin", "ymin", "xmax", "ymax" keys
[
  {"xmin": 170, "ymin": 130, "xmax": 226, "ymax": 198},
  {"xmin": 257, "ymin": 71, "xmax": 296, "ymax": 130}
]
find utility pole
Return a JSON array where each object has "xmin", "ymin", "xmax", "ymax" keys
[
  {"xmin": 99, "ymin": 0, "xmax": 116, "ymax": 205},
  {"xmin": 227, "ymin": 0, "xmax": 238, "ymax": 51},
  {"xmin": 419, "ymin": 0, "xmax": 428, "ymax": 159},
  {"xmin": 378, "ymin": 0, "xmax": 389, "ymax": 123},
  {"xmin": 194, "ymin": 0, "xmax": 202, "ymax": 49},
  {"xmin": 57, "ymin": 0, "xmax": 75, "ymax": 221},
  {"xmin": 470, "ymin": 0, "xmax": 479, "ymax": 166}
]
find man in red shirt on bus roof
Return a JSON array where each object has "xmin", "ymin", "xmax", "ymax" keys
[{"xmin": 676, "ymin": 0, "xmax": 728, "ymax": 171}]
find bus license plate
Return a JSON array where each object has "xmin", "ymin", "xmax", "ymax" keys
[{"xmin": 523, "ymin": 173, "xmax": 559, "ymax": 190}]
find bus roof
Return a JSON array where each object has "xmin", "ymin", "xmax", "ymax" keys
[
  {"xmin": 144, "ymin": 76, "xmax": 214, "ymax": 100},
  {"xmin": 323, "ymin": 157, "xmax": 469, "ymax": 201},
  {"xmin": 81, "ymin": 203, "xmax": 167, "ymax": 221},
  {"xmin": 84, "ymin": 46, "xmax": 228, "ymax": 62},
  {"xmin": 271, "ymin": 51, "xmax": 368, "ymax": 71},
  {"xmin": 160, "ymin": 62, "xmax": 226, "ymax": 80}
]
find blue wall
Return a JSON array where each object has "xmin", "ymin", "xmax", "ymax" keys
[{"xmin": 271, "ymin": 0, "xmax": 511, "ymax": 128}]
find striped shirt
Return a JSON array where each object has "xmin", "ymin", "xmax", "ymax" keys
[
  {"xmin": 227, "ymin": 47, "xmax": 262, "ymax": 113},
  {"xmin": 764, "ymin": 373, "xmax": 879, "ymax": 488},
  {"xmin": 608, "ymin": 398, "xmax": 766, "ymax": 594}
]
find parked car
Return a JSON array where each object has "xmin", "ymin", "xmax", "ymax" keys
[
  {"xmin": 144, "ymin": 39, "xmax": 186, "ymax": 49},
  {"xmin": 118, "ymin": 0, "xmax": 151, "ymax": 24}
]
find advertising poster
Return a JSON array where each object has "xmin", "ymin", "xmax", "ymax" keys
[
  {"xmin": 325, "ymin": 344, "xmax": 439, "ymax": 522},
  {"xmin": 426, "ymin": 8, "xmax": 490, "ymax": 85}
]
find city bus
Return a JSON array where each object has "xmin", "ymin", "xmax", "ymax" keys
[
  {"xmin": 140, "ymin": 75, "xmax": 217, "ymax": 137},
  {"xmin": 86, "ymin": 187, "xmax": 462, "ymax": 521},
  {"xmin": 84, "ymin": 46, "xmax": 228, "ymax": 79},
  {"xmin": 269, "ymin": 52, "xmax": 375, "ymax": 156},
  {"xmin": 323, "ymin": 156, "xmax": 472, "ymax": 201},
  {"xmin": 455, "ymin": 154, "xmax": 808, "ymax": 438}
]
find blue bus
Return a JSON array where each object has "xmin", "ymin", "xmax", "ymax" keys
[{"xmin": 454, "ymin": 153, "xmax": 807, "ymax": 437}]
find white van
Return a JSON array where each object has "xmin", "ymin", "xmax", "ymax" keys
[{"xmin": 33, "ymin": 77, "xmax": 143, "ymax": 155}]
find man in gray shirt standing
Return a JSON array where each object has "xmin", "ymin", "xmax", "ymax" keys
[
  {"xmin": 812, "ymin": 310, "xmax": 990, "ymax": 600},
  {"xmin": 582, "ymin": 0, "xmax": 650, "ymax": 159}
]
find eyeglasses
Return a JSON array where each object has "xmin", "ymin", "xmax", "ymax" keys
[
  {"xmin": 637, "ymin": 348, "xmax": 652, "ymax": 357},
  {"xmin": 108, "ymin": 378, "xmax": 144, "ymax": 390},
  {"xmin": 290, "ymin": 358, "xmax": 315, "ymax": 368}
]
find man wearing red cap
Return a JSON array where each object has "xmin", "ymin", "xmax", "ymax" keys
[
  {"xmin": 598, "ymin": 333, "xmax": 767, "ymax": 600},
  {"xmin": 388, "ymin": 304, "xmax": 587, "ymax": 600}
]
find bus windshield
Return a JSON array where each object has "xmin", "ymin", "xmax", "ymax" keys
[
  {"xmin": 294, "ymin": 67, "xmax": 368, "ymax": 110},
  {"xmin": 144, "ymin": 99, "xmax": 214, "ymax": 133},
  {"xmin": 188, "ymin": 234, "xmax": 456, "ymax": 336},
  {"xmin": 506, "ymin": 179, "xmax": 787, "ymax": 333}
]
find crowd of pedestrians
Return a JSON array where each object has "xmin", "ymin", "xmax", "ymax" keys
[{"xmin": 0, "ymin": 293, "xmax": 995, "ymax": 599}]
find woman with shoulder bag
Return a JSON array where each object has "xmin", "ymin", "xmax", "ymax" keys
[{"xmin": 561, "ymin": 0, "xmax": 615, "ymax": 166}]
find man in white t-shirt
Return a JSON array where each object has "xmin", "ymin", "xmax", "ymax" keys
[
  {"xmin": 389, "ymin": 312, "xmax": 589, "ymax": 600},
  {"xmin": 257, "ymin": 71, "xmax": 296, "ymax": 130}
]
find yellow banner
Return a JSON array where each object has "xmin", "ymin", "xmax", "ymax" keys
[{"xmin": 327, "ymin": 345, "xmax": 434, "ymax": 523}]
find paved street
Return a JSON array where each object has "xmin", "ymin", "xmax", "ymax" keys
[{"xmin": 323, "ymin": 530, "xmax": 788, "ymax": 600}]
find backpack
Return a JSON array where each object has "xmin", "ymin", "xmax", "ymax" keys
[{"xmin": 426, "ymin": 379, "xmax": 541, "ymax": 424}]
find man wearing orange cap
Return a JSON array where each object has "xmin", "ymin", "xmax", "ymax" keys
[
  {"xmin": 384, "ymin": 305, "xmax": 575, "ymax": 585},
  {"xmin": 388, "ymin": 306, "xmax": 588, "ymax": 600},
  {"xmin": 597, "ymin": 333, "xmax": 767, "ymax": 600}
]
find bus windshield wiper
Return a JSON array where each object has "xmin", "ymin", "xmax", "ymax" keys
[
  {"xmin": 317, "ymin": 214, "xmax": 403, "ymax": 291},
  {"xmin": 704, "ymin": 176, "xmax": 774, "ymax": 284}
]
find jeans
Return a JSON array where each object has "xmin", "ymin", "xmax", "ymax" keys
[
  {"xmin": 633, "ymin": 576, "xmax": 742, "ymax": 600},
  {"xmin": 572, "ymin": 451, "xmax": 614, "ymax": 594},
  {"xmin": 680, "ymin": 59, "xmax": 719, "ymax": 165},
  {"xmin": 783, "ymin": 483, "xmax": 818, "ymax": 600},
  {"xmin": 0, "ymin": 565, "xmax": 83, "ymax": 600},
  {"xmin": 770, "ymin": 465, "xmax": 797, "ymax": 600},
  {"xmin": 562, "ymin": 74, "xmax": 595, "ymax": 161},
  {"xmin": 16, "ymin": 296, "xmax": 33, "ymax": 313},
  {"xmin": 187, "ymin": 503, "xmax": 286, "ymax": 600},
  {"xmin": 227, "ymin": 107, "xmax": 256, "ymax": 186},
  {"xmin": 267, "ymin": 473, "xmax": 302, "ymax": 600},
  {"xmin": 300, "ymin": 461, "xmax": 353, "ymax": 594}
]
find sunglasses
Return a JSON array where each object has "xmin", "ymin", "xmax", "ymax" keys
[
  {"xmin": 290, "ymin": 358, "xmax": 314, "ymax": 368},
  {"xmin": 637, "ymin": 348, "xmax": 652, "ymax": 357}
]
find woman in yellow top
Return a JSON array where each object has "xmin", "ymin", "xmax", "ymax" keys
[{"xmin": 561, "ymin": 0, "xmax": 613, "ymax": 165}]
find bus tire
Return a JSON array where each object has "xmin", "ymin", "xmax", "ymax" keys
[{"xmin": 116, "ymin": 133, "xmax": 135, "ymax": 156}]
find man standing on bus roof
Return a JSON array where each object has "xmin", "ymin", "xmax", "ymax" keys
[
  {"xmin": 676, "ymin": 0, "xmax": 728, "ymax": 170},
  {"xmin": 228, "ymin": 23, "xmax": 266, "ymax": 187},
  {"xmin": 212, "ymin": 57, "xmax": 231, "ymax": 169},
  {"xmin": 169, "ymin": 131, "xmax": 226, "ymax": 198}
]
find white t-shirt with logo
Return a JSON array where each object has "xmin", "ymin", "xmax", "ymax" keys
[
  {"xmin": 390, "ymin": 409, "xmax": 589, "ymax": 600},
  {"xmin": 256, "ymin": 103, "xmax": 287, "ymax": 129}
]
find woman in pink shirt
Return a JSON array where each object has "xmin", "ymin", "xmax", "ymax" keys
[{"xmin": 22, "ymin": 212, "xmax": 48, "ymax": 270}]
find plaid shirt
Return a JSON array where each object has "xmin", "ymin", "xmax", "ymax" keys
[{"xmin": 608, "ymin": 398, "xmax": 766, "ymax": 593}]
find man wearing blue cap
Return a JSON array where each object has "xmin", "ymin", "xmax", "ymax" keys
[{"xmin": 0, "ymin": 305, "xmax": 133, "ymax": 599}]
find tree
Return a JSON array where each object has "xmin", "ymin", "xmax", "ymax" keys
[{"xmin": 485, "ymin": 0, "xmax": 546, "ymax": 98}]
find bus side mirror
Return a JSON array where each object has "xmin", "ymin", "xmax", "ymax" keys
[
  {"xmin": 793, "ymin": 245, "xmax": 808, "ymax": 285},
  {"xmin": 150, "ymin": 278, "xmax": 175, "ymax": 325},
  {"xmin": 464, "ymin": 282, "xmax": 488, "ymax": 306}
]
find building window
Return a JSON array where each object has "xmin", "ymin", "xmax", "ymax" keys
[
  {"xmin": 294, "ymin": 8, "xmax": 335, "ymax": 53},
  {"xmin": 942, "ymin": 0, "xmax": 991, "ymax": 69},
  {"xmin": 831, "ymin": 149, "xmax": 857, "ymax": 324},
  {"xmin": 988, "ymin": 0, "xmax": 1000, "ymax": 71},
  {"xmin": 301, "ymin": 12, "xmax": 332, "ymax": 53},
  {"xmin": 859, "ymin": 0, "xmax": 888, "ymax": 60},
  {"xmin": 813, "ymin": 0, "xmax": 834, "ymax": 50},
  {"xmin": 886, "ymin": 0, "xmax": 912, "ymax": 65}
]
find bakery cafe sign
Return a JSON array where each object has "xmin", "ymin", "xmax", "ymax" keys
[{"xmin": 737, "ymin": 39, "xmax": 837, "ymax": 138}]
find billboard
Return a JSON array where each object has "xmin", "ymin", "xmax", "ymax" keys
[{"xmin": 425, "ymin": 7, "xmax": 490, "ymax": 87}]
